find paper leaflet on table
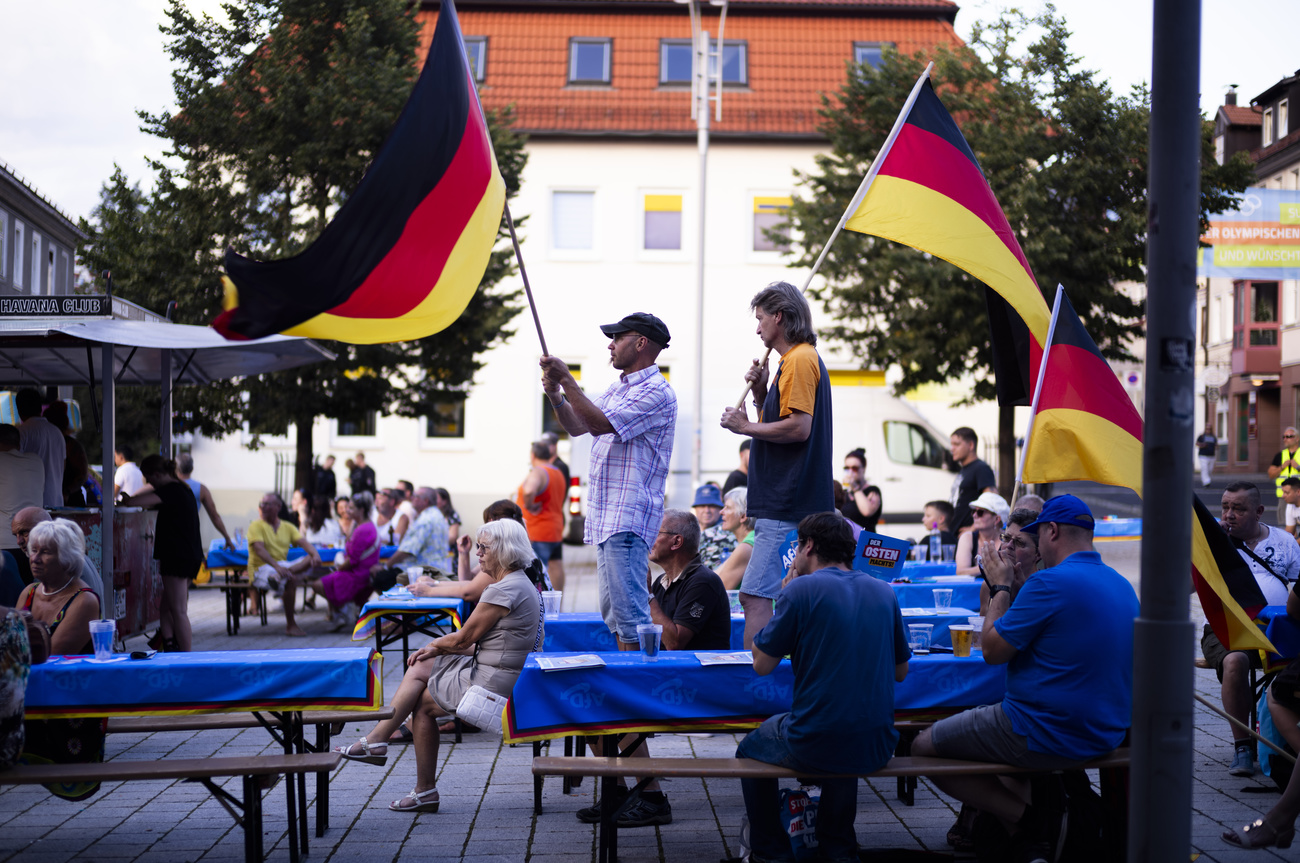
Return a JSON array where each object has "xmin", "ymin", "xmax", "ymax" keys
[
  {"xmin": 696, "ymin": 652, "xmax": 754, "ymax": 666},
  {"xmin": 535, "ymin": 654, "xmax": 606, "ymax": 671},
  {"xmin": 851, "ymin": 530, "xmax": 911, "ymax": 577}
]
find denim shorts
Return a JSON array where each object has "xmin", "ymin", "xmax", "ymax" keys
[
  {"xmin": 531, "ymin": 540, "xmax": 563, "ymax": 563},
  {"xmin": 928, "ymin": 703, "xmax": 1085, "ymax": 770},
  {"xmin": 740, "ymin": 518, "xmax": 799, "ymax": 600},
  {"xmin": 594, "ymin": 531, "xmax": 652, "ymax": 644}
]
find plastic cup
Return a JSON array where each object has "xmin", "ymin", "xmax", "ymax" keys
[
  {"xmin": 932, "ymin": 588, "xmax": 953, "ymax": 611},
  {"xmin": 89, "ymin": 619, "xmax": 115, "ymax": 661},
  {"xmin": 950, "ymin": 625, "xmax": 974, "ymax": 657},
  {"xmin": 907, "ymin": 623, "xmax": 933, "ymax": 655},
  {"xmin": 541, "ymin": 590, "xmax": 563, "ymax": 619},
  {"xmin": 637, "ymin": 623, "xmax": 663, "ymax": 661},
  {"xmin": 726, "ymin": 590, "xmax": 742, "ymax": 613},
  {"xmin": 941, "ymin": 544, "xmax": 957, "ymax": 563},
  {"xmin": 968, "ymin": 616, "xmax": 985, "ymax": 650},
  {"xmin": 909, "ymin": 545, "xmax": 927, "ymax": 562}
]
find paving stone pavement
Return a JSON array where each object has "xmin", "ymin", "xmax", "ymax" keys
[{"xmin": 0, "ymin": 540, "xmax": 1295, "ymax": 861}]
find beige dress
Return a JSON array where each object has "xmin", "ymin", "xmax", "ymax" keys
[{"xmin": 427, "ymin": 569, "xmax": 543, "ymax": 714}]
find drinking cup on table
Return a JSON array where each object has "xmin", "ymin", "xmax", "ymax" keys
[
  {"xmin": 949, "ymin": 625, "xmax": 975, "ymax": 657},
  {"xmin": 941, "ymin": 544, "xmax": 957, "ymax": 563},
  {"xmin": 907, "ymin": 623, "xmax": 933, "ymax": 655},
  {"xmin": 541, "ymin": 590, "xmax": 563, "ymax": 619},
  {"xmin": 932, "ymin": 588, "xmax": 953, "ymax": 611},
  {"xmin": 908, "ymin": 545, "xmax": 926, "ymax": 562},
  {"xmin": 726, "ymin": 590, "xmax": 742, "ymax": 613},
  {"xmin": 968, "ymin": 616, "xmax": 985, "ymax": 650},
  {"xmin": 89, "ymin": 619, "xmax": 115, "ymax": 661},
  {"xmin": 637, "ymin": 623, "xmax": 663, "ymax": 661}
]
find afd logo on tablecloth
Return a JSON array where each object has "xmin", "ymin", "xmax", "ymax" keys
[
  {"xmin": 561, "ymin": 682, "xmax": 606, "ymax": 709},
  {"xmin": 744, "ymin": 676, "xmax": 791, "ymax": 703},
  {"xmin": 236, "ymin": 666, "xmax": 283, "ymax": 688},
  {"xmin": 651, "ymin": 678, "xmax": 698, "ymax": 706},
  {"xmin": 852, "ymin": 531, "xmax": 910, "ymax": 576}
]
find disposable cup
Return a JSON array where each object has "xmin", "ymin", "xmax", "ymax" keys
[
  {"xmin": 541, "ymin": 590, "xmax": 563, "ymax": 619},
  {"xmin": 968, "ymin": 616, "xmax": 985, "ymax": 650},
  {"xmin": 89, "ymin": 619, "xmax": 115, "ymax": 661},
  {"xmin": 908, "ymin": 545, "xmax": 927, "ymax": 562},
  {"xmin": 950, "ymin": 625, "xmax": 975, "ymax": 657},
  {"xmin": 932, "ymin": 588, "xmax": 953, "ymax": 610},
  {"xmin": 907, "ymin": 623, "xmax": 933, "ymax": 655},
  {"xmin": 941, "ymin": 544, "xmax": 957, "ymax": 563},
  {"xmin": 726, "ymin": 590, "xmax": 742, "ymax": 613},
  {"xmin": 637, "ymin": 623, "xmax": 663, "ymax": 661}
]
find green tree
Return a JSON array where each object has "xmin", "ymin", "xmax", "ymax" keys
[
  {"xmin": 787, "ymin": 8, "xmax": 1254, "ymax": 494},
  {"xmin": 79, "ymin": 0, "xmax": 527, "ymax": 489}
]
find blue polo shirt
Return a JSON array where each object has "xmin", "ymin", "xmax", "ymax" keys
[
  {"xmin": 754, "ymin": 567, "xmax": 911, "ymax": 773},
  {"xmin": 994, "ymin": 550, "xmax": 1138, "ymax": 759}
]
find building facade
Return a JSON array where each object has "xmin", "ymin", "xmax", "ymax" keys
[{"xmin": 0, "ymin": 159, "xmax": 83, "ymax": 298}]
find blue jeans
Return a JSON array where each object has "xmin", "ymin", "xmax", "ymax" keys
[
  {"xmin": 740, "ymin": 518, "xmax": 799, "ymax": 600},
  {"xmin": 594, "ymin": 531, "xmax": 651, "ymax": 644},
  {"xmin": 737, "ymin": 714, "xmax": 859, "ymax": 862}
]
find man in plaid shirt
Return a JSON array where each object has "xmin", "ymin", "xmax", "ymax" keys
[{"xmin": 540, "ymin": 313, "xmax": 677, "ymax": 648}]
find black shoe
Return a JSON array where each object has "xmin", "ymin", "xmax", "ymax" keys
[
  {"xmin": 576, "ymin": 785, "xmax": 628, "ymax": 823},
  {"xmin": 617, "ymin": 795, "xmax": 672, "ymax": 828}
]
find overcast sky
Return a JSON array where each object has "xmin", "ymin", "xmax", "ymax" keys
[{"xmin": 1, "ymin": 0, "xmax": 1294, "ymax": 223}]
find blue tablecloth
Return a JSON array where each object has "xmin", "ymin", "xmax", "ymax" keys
[
  {"xmin": 504, "ymin": 650, "xmax": 1006, "ymax": 742},
  {"xmin": 892, "ymin": 579, "xmax": 982, "ymax": 610},
  {"xmin": 900, "ymin": 561, "xmax": 958, "ymax": 578},
  {"xmin": 542, "ymin": 612, "xmax": 746, "ymax": 652},
  {"xmin": 351, "ymin": 595, "xmax": 466, "ymax": 642},
  {"xmin": 24, "ymin": 647, "xmax": 383, "ymax": 719},
  {"xmin": 206, "ymin": 544, "xmax": 399, "ymax": 569},
  {"xmin": 1259, "ymin": 605, "xmax": 1300, "ymax": 668}
]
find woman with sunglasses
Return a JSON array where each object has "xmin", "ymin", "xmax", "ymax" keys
[
  {"xmin": 955, "ymin": 492, "xmax": 1009, "ymax": 575},
  {"xmin": 840, "ymin": 448, "xmax": 883, "ymax": 534}
]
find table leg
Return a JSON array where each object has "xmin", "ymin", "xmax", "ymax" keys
[
  {"xmin": 293, "ymin": 714, "xmax": 309, "ymax": 854},
  {"xmin": 563, "ymin": 736, "xmax": 573, "ymax": 795},
  {"xmin": 242, "ymin": 774, "xmax": 263, "ymax": 863},
  {"xmin": 401, "ymin": 622, "xmax": 410, "ymax": 666},
  {"xmin": 533, "ymin": 741, "xmax": 543, "ymax": 814},
  {"xmin": 281, "ymin": 713, "xmax": 302, "ymax": 863},
  {"xmin": 315, "ymin": 721, "xmax": 330, "ymax": 836}
]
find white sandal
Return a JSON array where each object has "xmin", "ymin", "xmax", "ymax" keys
[
  {"xmin": 333, "ymin": 737, "xmax": 387, "ymax": 765},
  {"xmin": 389, "ymin": 787, "xmax": 440, "ymax": 813}
]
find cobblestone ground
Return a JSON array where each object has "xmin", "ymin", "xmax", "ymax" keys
[{"xmin": 0, "ymin": 540, "xmax": 1293, "ymax": 861}]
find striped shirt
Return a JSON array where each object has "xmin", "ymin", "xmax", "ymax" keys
[{"xmin": 585, "ymin": 365, "xmax": 677, "ymax": 545}]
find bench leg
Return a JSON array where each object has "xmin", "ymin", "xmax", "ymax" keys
[
  {"xmin": 315, "ymin": 722, "xmax": 330, "ymax": 836},
  {"xmin": 533, "ymin": 741, "xmax": 543, "ymax": 814},
  {"xmin": 563, "ymin": 736, "xmax": 574, "ymax": 795},
  {"xmin": 242, "ymin": 774, "xmax": 264, "ymax": 863},
  {"xmin": 894, "ymin": 728, "xmax": 917, "ymax": 806}
]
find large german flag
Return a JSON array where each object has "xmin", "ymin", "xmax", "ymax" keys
[
  {"xmin": 843, "ymin": 78, "xmax": 1050, "ymax": 398},
  {"xmin": 213, "ymin": 0, "xmax": 505, "ymax": 344}
]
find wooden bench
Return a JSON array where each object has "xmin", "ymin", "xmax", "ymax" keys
[
  {"xmin": 106, "ymin": 707, "xmax": 393, "ymax": 836},
  {"xmin": 191, "ymin": 574, "xmax": 267, "ymax": 635},
  {"xmin": 533, "ymin": 749, "xmax": 1131, "ymax": 863},
  {"xmin": 0, "ymin": 752, "xmax": 339, "ymax": 863}
]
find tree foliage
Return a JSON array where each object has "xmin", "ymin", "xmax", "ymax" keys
[
  {"xmin": 79, "ymin": 0, "xmax": 527, "ymax": 485},
  {"xmin": 788, "ymin": 8, "xmax": 1254, "ymax": 404}
]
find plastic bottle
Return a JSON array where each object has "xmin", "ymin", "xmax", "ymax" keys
[{"xmin": 928, "ymin": 527, "xmax": 941, "ymax": 563}]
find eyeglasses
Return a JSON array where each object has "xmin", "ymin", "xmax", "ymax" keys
[
  {"xmin": 971, "ymin": 509, "xmax": 992, "ymax": 517},
  {"xmin": 842, "ymin": 465, "xmax": 862, "ymax": 472},
  {"xmin": 1286, "ymin": 434, "xmax": 1298, "ymax": 439},
  {"xmin": 475, "ymin": 543, "xmax": 493, "ymax": 553},
  {"xmin": 999, "ymin": 532, "xmax": 1037, "ymax": 549}
]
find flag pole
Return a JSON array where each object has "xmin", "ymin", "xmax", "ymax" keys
[
  {"xmin": 504, "ymin": 201, "xmax": 548, "ymax": 356},
  {"xmin": 1012, "ymin": 284, "xmax": 1065, "ymax": 504},
  {"xmin": 732, "ymin": 62, "xmax": 934, "ymax": 410}
]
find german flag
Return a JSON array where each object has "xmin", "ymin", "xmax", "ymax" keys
[
  {"xmin": 214, "ymin": 0, "xmax": 505, "ymax": 344},
  {"xmin": 1191, "ymin": 497, "xmax": 1272, "ymax": 653},
  {"xmin": 843, "ymin": 77, "xmax": 1050, "ymax": 400}
]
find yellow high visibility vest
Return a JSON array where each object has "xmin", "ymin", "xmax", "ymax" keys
[{"xmin": 1277, "ymin": 448, "xmax": 1300, "ymax": 497}]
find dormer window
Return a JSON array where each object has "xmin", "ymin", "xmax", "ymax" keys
[
  {"xmin": 1280, "ymin": 99, "xmax": 1289, "ymax": 139},
  {"xmin": 1264, "ymin": 107, "xmax": 1274, "ymax": 147},
  {"xmin": 569, "ymin": 38, "xmax": 611, "ymax": 85}
]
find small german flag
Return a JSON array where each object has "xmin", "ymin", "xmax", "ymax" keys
[{"xmin": 214, "ymin": 0, "xmax": 505, "ymax": 344}]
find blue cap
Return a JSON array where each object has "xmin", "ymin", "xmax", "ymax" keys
[
  {"xmin": 692, "ymin": 484, "xmax": 723, "ymax": 507},
  {"xmin": 1023, "ymin": 494, "xmax": 1095, "ymax": 534}
]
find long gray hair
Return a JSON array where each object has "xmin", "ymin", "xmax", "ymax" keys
[{"xmin": 751, "ymin": 281, "xmax": 816, "ymax": 346}]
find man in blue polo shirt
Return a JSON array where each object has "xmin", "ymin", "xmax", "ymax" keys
[
  {"xmin": 913, "ymin": 494, "xmax": 1138, "ymax": 861},
  {"xmin": 740, "ymin": 513, "xmax": 910, "ymax": 863}
]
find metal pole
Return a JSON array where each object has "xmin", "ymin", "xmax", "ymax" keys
[
  {"xmin": 1130, "ymin": 0, "xmax": 1200, "ymax": 859},
  {"xmin": 159, "ymin": 349, "xmax": 172, "ymax": 457},
  {"xmin": 101, "ymin": 340, "xmax": 115, "ymax": 618},
  {"xmin": 691, "ymin": 22, "xmax": 710, "ymax": 489}
]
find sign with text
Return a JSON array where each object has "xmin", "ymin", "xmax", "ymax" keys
[
  {"xmin": 853, "ymin": 530, "xmax": 911, "ymax": 578},
  {"xmin": 0, "ymin": 295, "xmax": 110, "ymax": 317},
  {"xmin": 1198, "ymin": 188, "xmax": 1300, "ymax": 279}
]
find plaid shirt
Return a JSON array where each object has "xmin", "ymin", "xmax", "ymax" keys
[
  {"xmin": 585, "ymin": 365, "xmax": 677, "ymax": 545},
  {"xmin": 398, "ymin": 506, "xmax": 454, "ymax": 573}
]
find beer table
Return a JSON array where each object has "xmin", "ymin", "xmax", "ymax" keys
[
  {"xmin": 206, "ymin": 543, "xmax": 400, "ymax": 569},
  {"xmin": 25, "ymin": 648, "xmax": 383, "ymax": 863},
  {"xmin": 542, "ymin": 611, "xmax": 746, "ymax": 652},
  {"xmin": 351, "ymin": 590, "xmax": 466, "ymax": 664},
  {"xmin": 891, "ymin": 577, "xmax": 982, "ymax": 610}
]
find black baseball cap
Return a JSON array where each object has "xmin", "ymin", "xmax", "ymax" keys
[{"xmin": 599, "ymin": 313, "xmax": 670, "ymax": 348}]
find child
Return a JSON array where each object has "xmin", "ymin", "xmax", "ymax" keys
[{"xmin": 922, "ymin": 500, "xmax": 958, "ymax": 546}]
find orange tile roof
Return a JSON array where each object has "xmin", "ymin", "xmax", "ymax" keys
[
  {"xmin": 1220, "ymin": 104, "xmax": 1262, "ymax": 127},
  {"xmin": 416, "ymin": 3, "xmax": 963, "ymax": 137}
]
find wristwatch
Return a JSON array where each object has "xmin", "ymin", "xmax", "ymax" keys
[{"xmin": 987, "ymin": 584, "xmax": 1011, "ymax": 600}]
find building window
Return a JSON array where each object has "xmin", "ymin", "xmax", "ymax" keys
[
  {"xmin": 59, "ymin": 251, "xmax": 70, "ymax": 293},
  {"xmin": 1216, "ymin": 410, "xmax": 1228, "ymax": 463},
  {"xmin": 12, "ymin": 221, "xmax": 24, "ymax": 290},
  {"xmin": 1281, "ymin": 99, "xmax": 1290, "ymax": 139},
  {"xmin": 0, "ymin": 209, "xmax": 7, "ymax": 282},
  {"xmin": 336, "ymin": 411, "xmax": 377, "ymax": 437},
  {"xmin": 46, "ymin": 247, "xmax": 55, "ymax": 295},
  {"xmin": 30, "ymin": 231, "xmax": 42, "ymax": 294},
  {"xmin": 753, "ymin": 196, "xmax": 792, "ymax": 252},
  {"xmin": 569, "ymin": 38, "xmax": 611, "ymax": 84},
  {"xmin": 659, "ymin": 39, "xmax": 746, "ymax": 85},
  {"xmin": 644, "ymin": 194, "xmax": 682, "ymax": 250},
  {"xmin": 464, "ymin": 36, "xmax": 486, "ymax": 82},
  {"xmin": 1264, "ymin": 107, "xmax": 1274, "ymax": 147},
  {"xmin": 552, "ymin": 190, "xmax": 595, "ymax": 250},
  {"xmin": 854, "ymin": 42, "xmax": 890, "ymax": 69},
  {"xmin": 1236, "ymin": 394, "xmax": 1249, "ymax": 462},
  {"xmin": 424, "ymin": 398, "xmax": 465, "ymax": 438}
]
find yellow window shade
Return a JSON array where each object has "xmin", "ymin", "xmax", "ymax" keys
[
  {"xmin": 754, "ymin": 196, "xmax": 792, "ymax": 214},
  {"xmin": 645, "ymin": 194, "xmax": 682, "ymax": 212}
]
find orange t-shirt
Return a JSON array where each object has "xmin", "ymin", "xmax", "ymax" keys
[
  {"xmin": 771, "ymin": 342, "xmax": 820, "ymax": 420},
  {"xmin": 517, "ymin": 464, "xmax": 565, "ymax": 542}
]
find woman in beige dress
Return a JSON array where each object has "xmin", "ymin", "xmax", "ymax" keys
[{"xmin": 334, "ymin": 518, "xmax": 543, "ymax": 812}]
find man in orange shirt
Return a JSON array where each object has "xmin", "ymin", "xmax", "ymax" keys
[{"xmin": 516, "ymin": 440, "xmax": 567, "ymax": 590}]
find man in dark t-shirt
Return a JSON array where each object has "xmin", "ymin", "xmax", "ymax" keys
[
  {"xmin": 649, "ymin": 509, "xmax": 732, "ymax": 650},
  {"xmin": 949, "ymin": 426, "xmax": 996, "ymax": 530},
  {"xmin": 722, "ymin": 439, "xmax": 750, "ymax": 495}
]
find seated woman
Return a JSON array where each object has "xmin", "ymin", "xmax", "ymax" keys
[
  {"xmin": 977, "ymin": 507, "xmax": 1043, "ymax": 614},
  {"xmin": 716, "ymin": 487, "xmax": 756, "ymax": 590},
  {"xmin": 955, "ymin": 492, "xmax": 1009, "ymax": 576},
  {"xmin": 335, "ymin": 496, "xmax": 357, "ymax": 541},
  {"xmin": 318, "ymin": 493, "xmax": 381, "ymax": 629},
  {"xmin": 336, "ymin": 519, "xmax": 542, "ymax": 812},
  {"xmin": 16, "ymin": 518, "xmax": 105, "ymax": 799},
  {"xmin": 302, "ymin": 495, "xmax": 345, "ymax": 549}
]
